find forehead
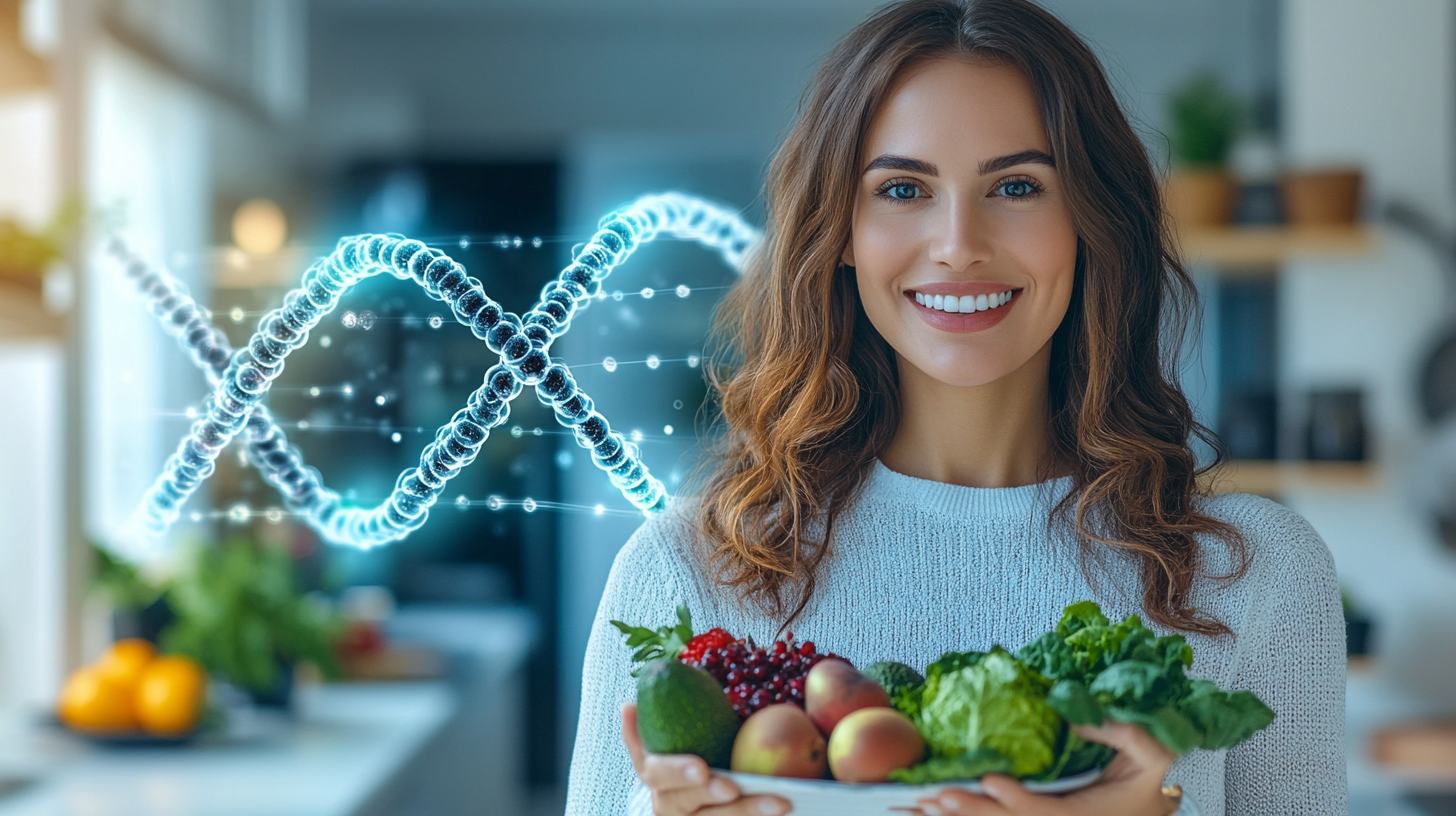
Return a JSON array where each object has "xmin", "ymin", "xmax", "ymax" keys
[{"xmin": 862, "ymin": 57, "xmax": 1049, "ymax": 169}]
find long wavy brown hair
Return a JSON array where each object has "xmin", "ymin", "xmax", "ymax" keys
[{"xmin": 694, "ymin": 0, "xmax": 1248, "ymax": 636}]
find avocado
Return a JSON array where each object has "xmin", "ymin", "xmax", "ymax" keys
[
  {"xmin": 863, "ymin": 661, "xmax": 926, "ymax": 697},
  {"xmin": 635, "ymin": 659, "xmax": 740, "ymax": 768}
]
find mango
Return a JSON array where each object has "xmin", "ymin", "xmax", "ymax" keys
[
  {"xmin": 730, "ymin": 703, "xmax": 828, "ymax": 779},
  {"xmin": 827, "ymin": 707, "xmax": 926, "ymax": 782},
  {"xmin": 804, "ymin": 659, "xmax": 891, "ymax": 735}
]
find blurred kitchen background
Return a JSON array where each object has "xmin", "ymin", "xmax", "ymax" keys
[{"xmin": 0, "ymin": 0, "xmax": 1451, "ymax": 814}]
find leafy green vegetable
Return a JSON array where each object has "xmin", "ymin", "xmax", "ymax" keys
[
  {"xmin": 913, "ymin": 647, "xmax": 1061, "ymax": 779},
  {"xmin": 610, "ymin": 604, "xmax": 695, "ymax": 674},
  {"xmin": 894, "ymin": 600, "xmax": 1276, "ymax": 784},
  {"xmin": 888, "ymin": 749, "xmax": 1011, "ymax": 784}
]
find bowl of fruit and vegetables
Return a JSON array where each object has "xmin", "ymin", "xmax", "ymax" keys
[{"xmin": 613, "ymin": 600, "xmax": 1275, "ymax": 816}]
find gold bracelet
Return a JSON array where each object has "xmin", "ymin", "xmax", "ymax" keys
[{"xmin": 1161, "ymin": 785, "xmax": 1183, "ymax": 815}]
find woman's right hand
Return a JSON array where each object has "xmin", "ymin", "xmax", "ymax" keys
[{"xmin": 622, "ymin": 704, "xmax": 791, "ymax": 816}]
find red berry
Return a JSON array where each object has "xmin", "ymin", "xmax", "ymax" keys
[{"xmin": 679, "ymin": 628, "xmax": 737, "ymax": 665}]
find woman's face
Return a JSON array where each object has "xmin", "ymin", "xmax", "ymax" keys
[{"xmin": 844, "ymin": 57, "xmax": 1078, "ymax": 388}]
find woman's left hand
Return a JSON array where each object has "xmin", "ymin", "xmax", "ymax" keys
[{"xmin": 915, "ymin": 722, "xmax": 1180, "ymax": 816}]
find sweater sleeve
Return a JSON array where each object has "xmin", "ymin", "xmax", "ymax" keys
[
  {"xmin": 565, "ymin": 520, "xmax": 686, "ymax": 816},
  {"xmin": 1222, "ymin": 502, "xmax": 1347, "ymax": 816}
]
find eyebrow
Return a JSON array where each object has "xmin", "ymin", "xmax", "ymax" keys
[{"xmin": 861, "ymin": 149, "xmax": 1056, "ymax": 177}]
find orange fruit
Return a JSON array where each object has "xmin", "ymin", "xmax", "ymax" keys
[
  {"xmin": 96, "ymin": 638, "xmax": 157, "ymax": 691},
  {"xmin": 58, "ymin": 666, "xmax": 139, "ymax": 732},
  {"xmin": 136, "ymin": 656, "xmax": 207, "ymax": 736}
]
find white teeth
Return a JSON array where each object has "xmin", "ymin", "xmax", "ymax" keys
[{"xmin": 915, "ymin": 289, "xmax": 1015, "ymax": 313}]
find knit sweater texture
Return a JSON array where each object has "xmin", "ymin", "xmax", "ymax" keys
[{"xmin": 565, "ymin": 461, "xmax": 1347, "ymax": 816}]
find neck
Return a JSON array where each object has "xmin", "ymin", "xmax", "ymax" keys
[{"xmin": 880, "ymin": 340, "xmax": 1055, "ymax": 489}]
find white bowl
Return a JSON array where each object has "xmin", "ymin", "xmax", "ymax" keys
[{"xmin": 721, "ymin": 767, "xmax": 1104, "ymax": 816}]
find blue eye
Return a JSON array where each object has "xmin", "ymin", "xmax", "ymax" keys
[
  {"xmin": 998, "ymin": 179, "xmax": 1040, "ymax": 199},
  {"xmin": 888, "ymin": 183, "xmax": 921, "ymax": 200}
]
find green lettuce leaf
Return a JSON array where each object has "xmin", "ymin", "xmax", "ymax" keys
[
  {"xmin": 915, "ymin": 647, "xmax": 1061, "ymax": 778},
  {"xmin": 888, "ymin": 749, "xmax": 1012, "ymax": 784}
]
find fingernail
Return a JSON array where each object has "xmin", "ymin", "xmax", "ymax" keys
[
  {"xmin": 684, "ymin": 764, "xmax": 705, "ymax": 784},
  {"xmin": 709, "ymin": 779, "xmax": 734, "ymax": 801},
  {"xmin": 940, "ymin": 794, "xmax": 962, "ymax": 809},
  {"xmin": 758, "ymin": 799, "xmax": 785, "ymax": 815},
  {"xmin": 921, "ymin": 804, "xmax": 944, "ymax": 816}
]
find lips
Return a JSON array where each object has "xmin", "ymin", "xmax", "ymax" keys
[{"xmin": 904, "ymin": 286, "xmax": 1020, "ymax": 333}]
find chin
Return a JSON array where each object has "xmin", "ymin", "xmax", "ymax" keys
[{"xmin": 915, "ymin": 358, "xmax": 1017, "ymax": 388}]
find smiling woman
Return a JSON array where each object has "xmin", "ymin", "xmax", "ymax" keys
[{"xmin": 566, "ymin": 2, "xmax": 1346, "ymax": 816}]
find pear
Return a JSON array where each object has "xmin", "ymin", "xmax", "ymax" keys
[
  {"xmin": 729, "ymin": 704, "xmax": 828, "ymax": 779},
  {"xmin": 804, "ymin": 659, "xmax": 891, "ymax": 735},
  {"xmin": 827, "ymin": 707, "xmax": 926, "ymax": 782}
]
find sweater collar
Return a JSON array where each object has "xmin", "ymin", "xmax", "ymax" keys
[{"xmin": 864, "ymin": 459, "xmax": 1075, "ymax": 518}]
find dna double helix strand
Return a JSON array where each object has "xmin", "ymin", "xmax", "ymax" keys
[{"xmin": 110, "ymin": 193, "xmax": 761, "ymax": 551}]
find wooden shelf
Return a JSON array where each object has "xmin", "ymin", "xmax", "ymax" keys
[
  {"xmin": 1202, "ymin": 460, "xmax": 1380, "ymax": 496},
  {"xmin": 1177, "ymin": 224, "xmax": 1379, "ymax": 271}
]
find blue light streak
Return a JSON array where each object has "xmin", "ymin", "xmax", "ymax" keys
[{"xmin": 111, "ymin": 193, "xmax": 760, "ymax": 550}]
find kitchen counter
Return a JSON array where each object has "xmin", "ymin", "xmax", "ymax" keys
[{"xmin": 0, "ymin": 682, "xmax": 456, "ymax": 816}]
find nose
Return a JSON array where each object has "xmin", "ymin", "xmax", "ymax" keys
[{"xmin": 926, "ymin": 194, "xmax": 992, "ymax": 272}]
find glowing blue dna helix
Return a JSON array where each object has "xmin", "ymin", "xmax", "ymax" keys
[{"xmin": 111, "ymin": 192, "xmax": 760, "ymax": 550}]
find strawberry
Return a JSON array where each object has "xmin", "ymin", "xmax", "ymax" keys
[{"xmin": 679, "ymin": 628, "xmax": 737, "ymax": 664}]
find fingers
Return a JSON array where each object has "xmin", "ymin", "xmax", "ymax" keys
[
  {"xmin": 696, "ymin": 795, "xmax": 792, "ymax": 816},
  {"xmin": 1074, "ymin": 721, "xmax": 1176, "ymax": 768},
  {"xmin": 978, "ymin": 775, "xmax": 1043, "ymax": 811},
  {"xmin": 654, "ymin": 774, "xmax": 740, "ymax": 814},
  {"xmin": 918, "ymin": 786, "xmax": 1009, "ymax": 816},
  {"xmin": 621, "ymin": 705, "xmax": 646, "ymax": 775},
  {"xmin": 640, "ymin": 752, "xmax": 713, "ymax": 793}
]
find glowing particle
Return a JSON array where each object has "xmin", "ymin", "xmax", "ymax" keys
[
  {"xmin": 531, "ymin": 237, "xmax": 543, "ymax": 248},
  {"xmin": 185, "ymin": 406, "xmax": 198, "ymax": 419},
  {"xmin": 391, "ymin": 432, "xmax": 402, "ymax": 443},
  {"xmin": 510, "ymin": 425, "xmax": 524, "ymax": 438},
  {"xmin": 673, "ymin": 400, "xmax": 683, "ymax": 409},
  {"xmin": 342, "ymin": 384, "xmax": 354, "ymax": 398},
  {"xmin": 309, "ymin": 386, "xmax": 321, "ymax": 397},
  {"xmin": 459, "ymin": 237, "xmax": 470, "ymax": 249},
  {"xmin": 596, "ymin": 291, "xmax": 608, "ymax": 301},
  {"xmin": 611, "ymin": 290, "xmax": 623, "ymax": 301},
  {"xmin": 513, "ymin": 236, "xmax": 523, "ymax": 248},
  {"xmin": 522, "ymin": 497, "xmax": 537, "ymax": 513},
  {"xmin": 342, "ymin": 311, "xmax": 358, "ymax": 328},
  {"xmin": 687, "ymin": 355, "xmax": 700, "ymax": 368},
  {"xmin": 190, "ymin": 511, "xmax": 204, "ymax": 522},
  {"xmin": 646, "ymin": 355, "xmax": 660, "ymax": 370},
  {"xmin": 495, "ymin": 234, "xmax": 511, "ymax": 249},
  {"xmin": 297, "ymin": 420, "xmax": 310, "ymax": 429},
  {"xmin": 427, "ymin": 313, "xmax": 444, "ymax": 329},
  {"xmin": 594, "ymin": 504, "xmax": 605, "ymax": 515},
  {"xmin": 664, "ymin": 425, "xmax": 674, "ymax": 436},
  {"xmin": 556, "ymin": 451, "xmax": 573, "ymax": 468},
  {"xmin": 320, "ymin": 335, "xmax": 332, "ymax": 348},
  {"xmin": 455, "ymin": 494, "xmax": 469, "ymax": 509},
  {"xmin": 106, "ymin": 192, "xmax": 762, "ymax": 551},
  {"xmin": 375, "ymin": 395, "xmax": 387, "ymax": 406},
  {"xmin": 228, "ymin": 503, "xmax": 250, "ymax": 523},
  {"xmin": 532, "ymin": 427, "xmax": 543, "ymax": 436},
  {"xmin": 602, "ymin": 357, "xmax": 617, "ymax": 373},
  {"xmin": 630, "ymin": 429, "xmax": 644, "ymax": 442},
  {"xmin": 265, "ymin": 508, "xmax": 284, "ymax": 523},
  {"xmin": 487, "ymin": 495, "xmax": 505, "ymax": 511},
  {"xmin": 676, "ymin": 285, "xmax": 690, "ymax": 298},
  {"xmin": 641, "ymin": 287, "xmax": 654, "ymax": 299},
  {"xmin": 230, "ymin": 307, "xmax": 245, "ymax": 323}
]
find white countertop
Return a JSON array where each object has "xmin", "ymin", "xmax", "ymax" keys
[{"xmin": 0, "ymin": 682, "xmax": 456, "ymax": 816}]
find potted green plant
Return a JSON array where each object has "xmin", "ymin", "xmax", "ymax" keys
[
  {"xmin": 1165, "ymin": 73, "xmax": 1242, "ymax": 227},
  {"xmin": 160, "ymin": 536, "xmax": 341, "ymax": 708}
]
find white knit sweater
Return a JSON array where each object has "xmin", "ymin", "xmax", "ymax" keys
[{"xmin": 565, "ymin": 461, "xmax": 1347, "ymax": 816}]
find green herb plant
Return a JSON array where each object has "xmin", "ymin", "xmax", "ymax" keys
[
  {"xmin": 1168, "ymin": 73, "xmax": 1242, "ymax": 168},
  {"xmin": 161, "ymin": 536, "xmax": 341, "ymax": 693}
]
